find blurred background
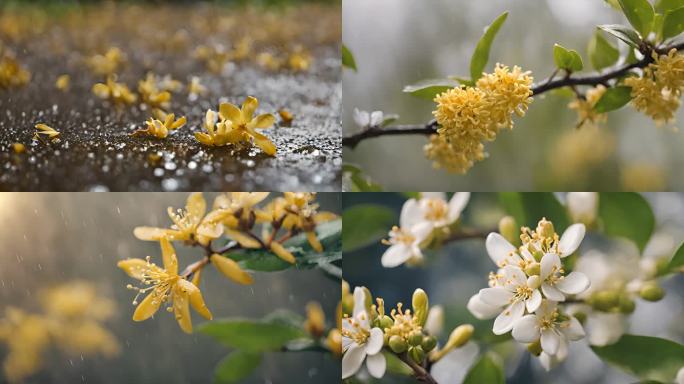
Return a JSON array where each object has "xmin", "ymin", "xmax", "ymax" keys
[
  {"xmin": 343, "ymin": 0, "xmax": 684, "ymax": 191},
  {"xmin": 0, "ymin": 192, "xmax": 340, "ymax": 383},
  {"xmin": 343, "ymin": 192, "xmax": 684, "ymax": 384}
]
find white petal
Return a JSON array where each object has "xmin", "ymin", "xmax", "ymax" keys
[
  {"xmin": 424, "ymin": 306, "xmax": 444, "ymax": 336},
  {"xmin": 369, "ymin": 111, "xmax": 384, "ymax": 127},
  {"xmin": 353, "ymin": 108, "xmax": 370, "ymax": 128},
  {"xmin": 542, "ymin": 283, "xmax": 565, "ymax": 301},
  {"xmin": 381, "ymin": 244, "xmax": 413, "ymax": 268},
  {"xmin": 365, "ymin": 328, "xmax": 384, "ymax": 355},
  {"xmin": 504, "ymin": 266, "xmax": 527, "ymax": 288},
  {"xmin": 400, "ymin": 199, "xmax": 423, "ymax": 229},
  {"xmin": 586, "ymin": 313, "xmax": 625, "ymax": 346},
  {"xmin": 539, "ymin": 352, "xmax": 553, "ymax": 371},
  {"xmin": 486, "ymin": 233, "xmax": 517, "ymax": 265},
  {"xmin": 512, "ymin": 315, "xmax": 540, "ymax": 343},
  {"xmin": 559, "ymin": 223, "xmax": 586, "ymax": 257},
  {"xmin": 556, "ymin": 337, "xmax": 569, "ymax": 360},
  {"xmin": 410, "ymin": 222, "xmax": 433, "ymax": 242},
  {"xmin": 556, "ymin": 272, "xmax": 590, "ymax": 295},
  {"xmin": 342, "ymin": 342, "xmax": 366, "ymax": 379},
  {"xmin": 421, "ymin": 192, "xmax": 446, "ymax": 200},
  {"xmin": 541, "ymin": 330, "xmax": 560, "ymax": 355},
  {"xmin": 366, "ymin": 352, "xmax": 386, "ymax": 378},
  {"xmin": 562, "ymin": 317, "xmax": 586, "ymax": 341},
  {"xmin": 526, "ymin": 289, "xmax": 542, "ymax": 313},
  {"xmin": 540, "ymin": 253, "xmax": 561, "ymax": 280},
  {"xmin": 493, "ymin": 301, "xmax": 524, "ymax": 335},
  {"xmin": 676, "ymin": 366, "xmax": 684, "ymax": 384},
  {"xmin": 430, "ymin": 342, "xmax": 480, "ymax": 384},
  {"xmin": 447, "ymin": 192, "xmax": 470, "ymax": 223},
  {"xmin": 352, "ymin": 287, "xmax": 367, "ymax": 319},
  {"xmin": 467, "ymin": 294, "xmax": 502, "ymax": 320},
  {"xmin": 567, "ymin": 192, "xmax": 598, "ymax": 223},
  {"xmin": 479, "ymin": 287, "xmax": 514, "ymax": 307}
]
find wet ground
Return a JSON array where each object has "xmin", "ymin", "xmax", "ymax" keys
[{"xmin": 0, "ymin": 4, "xmax": 341, "ymax": 191}]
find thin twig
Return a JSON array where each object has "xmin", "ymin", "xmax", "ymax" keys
[
  {"xmin": 398, "ymin": 353, "xmax": 438, "ymax": 384},
  {"xmin": 342, "ymin": 42, "xmax": 684, "ymax": 148}
]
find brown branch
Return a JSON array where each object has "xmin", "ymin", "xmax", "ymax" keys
[
  {"xmin": 398, "ymin": 352, "xmax": 438, "ymax": 384},
  {"xmin": 443, "ymin": 228, "xmax": 494, "ymax": 244},
  {"xmin": 342, "ymin": 42, "xmax": 684, "ymax": 148}
]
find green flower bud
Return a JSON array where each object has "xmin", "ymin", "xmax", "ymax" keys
[
  {"xmin": 525, "ymin": 262, "xmax": 541, "ymax": 276},
  {"xmin": 409, "ymin": 346, "xmax": 425, "ymax": 364},
  {"xmin": 379, "ymin": 315, "xmax": 393, "ymax": 330},
  {"xmin": 445, "ymin": 324, "xmax": 474, "ymax": 350},
  {"xmin": 573, "ymin": 311, "xmax": 587, "ymax": 324},
  {"xmin": 498, "ymin": 216, "xmax": 519, "ymax": 245},
  {"xmin": 389, "ymin": 335, "xmax": 408, "ymax": 353},
  {"xmin": 639, "ymin": 281, "xmax": 665, "ymax": 302},
  {"xmin": 412, "ymin": 289, "xmax": 429, "ymax": 327},
  {"xmin": 591, "ymin": 290, "xmax": 620, "ymax": 311},
  {"xmin": 408, "ymin": 330, "xmax": 423, "ymax": 346},
  {"xmin": 655, "ymin": 256, "xmax": 670, "ymax": 276},
  {"xmin": 527, "ymin": 340, "xmax": 542, "ymax": 356},
  {"xmin": 421, "ymin": 335, "xmax": 437, "ymax": 352},
  {"xmin": 619, "ymin": 294, "xmax": 636, "ymax": 314}
]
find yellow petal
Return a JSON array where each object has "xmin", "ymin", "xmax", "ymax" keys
[
  {"xmin": 133, "ymin": 291, "xmax": 163, "ymax": 322},
  {"xmin": 282, "ymin": 215, "xmax": 297, "ymax": 229},
  {"xmin": 225, "ymin": 229, "xmax": 262, "ymax": 248},
  {"xmin": 211, "ymin": 254, "xmax": 254, "ymax": 285},
  {"xmin": 219, "ymin": 102, "xmax": 241, "ymax": 123},
  {"xmin": 164, "ymin": 113, "xmax": 175, "ymax": 127},
  {"xmin": 270, "ymin": 242, "xmax": 295, "ymax": 264},
  {"xmin": 250, "ymin": 114, "xmax": 275, "ymax": 129},
  {"xmin": 170, "ymin": 116, "xmax": 187, "ymax": 130},
  {"xmin": 197, "ymin": 222, "xmax": 224, "ymax": 239},
  {"xmin": 92, "ymin": 83, "xmax": 110, "ymax": 98},
  {"xmin": 205, "ymin": 109, "xmax": 217, "ymax": 133},
  {"xmin": 173, "ymin": 287, "xmax": 193, "ymax": 333},
  {"xmin": 314, "ymin": 212, "xmax": 337, "ymax": 223},
  {"xmin": 251, "ymin": 132, "xmax": 277, "ymax": 156},
  {"xmin": 306, "ymin": 231, "xmax": 323, "ymax": 253},
  {"xmin": 159, "ymin": 237, "xmax": 178, "ymax": 275},
  {"xmin": 241, "ymin": 96, "xmax": 258, "ymax": 122},
  {"xmin": 194, "ymin": 132, "xmax": 214, "ymax": 146},
  {"xmin": 117, "ymin": 258, "xmax": 148, "ymax": 280},
  {"xmin": 254, "ymin": 210, "xmax": 273, "ymax": 223},
  {"xmin": 246, "ymin": 192, "xmax": 270, "ymax": 206},
  {"xmin": 133, "ymin": 226, "xmax": 169, "ymax": 241},
  {"xmin": 177, "ymin": 279, "xmax": 212, "ymax": 320},
  {"xmin": 185, "ymin": 192, "xmax": 207, "ymax": 224},
  {"xmin": 191, "ymin": 268, "xmax": 202, "ymax": 287}
]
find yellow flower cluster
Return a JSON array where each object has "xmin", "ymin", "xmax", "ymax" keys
[
  {"xmin": 624, "ymin": 49, "xmax": 684, "ymax": 125},
  {"xmin": 120, "ymin": 192, "xmax": 336, "ymax": 333},
  {"xmin": 87, "ymin": 47, "xmax": 126, "ymax": 76},
  {"xmin": 92, "ymin": 75, "xmax": 138, "ymax": 106},
  {"xmin": 132, "ymin": 110, "xmax": 187, "ymax": 139},
  {"xmin": 0, "ymin": 53, "xmax": 30, "ymax": 89},
  {"xmin": 429, "ymin": 64, "xmax": 533, "ymax": 173},
  {"xmin": 568, "ymin": 85, "xmax": 608, "ymax": 128},
  {"xmin": 0, "ymin": 282, "xmax": 119, "ymax": 383}
]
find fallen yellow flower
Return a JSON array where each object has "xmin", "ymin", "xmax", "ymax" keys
[
  {"xmin": 132, "ymin": 112, "xmax": 186, "ymax": 139},
  {"xmin": 33, "ymin": 123, "xmax": 60, "ymax": 142},
  {"xmin": 92, "ymin": 76, "xmax": 137, "ymax": 106},
  {"xmin": 55, "ymin": 74, "xmax": 70, "ymax": 91}
]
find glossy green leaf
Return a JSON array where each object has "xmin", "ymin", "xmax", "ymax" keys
[
  {"xmin": 592, "ymin": 335, "xmax": 684, "ymax": 382},
  {"xmin": 343, "ymin": 164, "xmax": 383, "ymax": 192},
  {"xmin": 599, "ymin": 24, "xmax": 643, "ymax": 48},
  {"xmin": 667, "ymin": 241, "xmax": 684, "ymax": 273},
  {"xmin": 214, "ymin": 350, "xmax": 262, "ymax": 384},
  {"xmin": 448, "ymin": 75, "xmax": 476, "ymax": 87},
  {"xmin": 588, "ymin": 31, "xmax": 620, "ymax": 70},
  {"xmin": 381, "ymin": 114, "xmax": 399, "ymax": 127},
  {"xmin": 655, "ymin": 0, "xmax": 684, "ymax": 14},
  {"xmin": 470, "ymin": 12, "xmax": 508, "ymax": 81},
  {"xmin": 499, "ymin": 192, "xmax": 570, "ymax": 233},
  {"xmin": 342, "ymin": 204, "xmax": 395, "ymax": 252},
  {"xmin": 598, "ymin": 192, "xmax": 654, "ymax": 252},
  {"xmin": 199, "ymin": 318, "xmax": 307, "ymax": 351},
  {"xmin": 618, "ymin": 0, "xmax": 656, "ymax": 37},
  {"xmin": 554, "ymin": 44, "xmax": 584, "ymax": 71},
  {"xmin": 463, "ymin": 353, "xmax": 504, "ymax": 384},
  {"xmin": 594, "ymin": 86, "xmax": 633, "ymax": 113},
  {"xmin": 342, "ymin": 44, "xmax": 357, "ymax": 71},
  {"xmin": 403, "ymin": 78, "xmax": 459, "ymax": 100},
  {"xmin": 662, "ymin": 6, "xmax": 684, "ymax": 39}
]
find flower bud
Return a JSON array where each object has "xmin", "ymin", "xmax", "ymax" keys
[
  {"xmin": 498, "ymin": 216, "xmax": 519, "ymax": 245},
  {"xmin": 572, "ymin": 311, "xmax": 587, "ymax": 324},
  {"xmin": 567, "ymin": 192, "xmax": 598, "ymax": 226},
  {"xmin": 408, "ymin": 330, "xmax": 423, "ymax": 346},
  {"xmin": 412, "ymin": 289, "xmax": 429, "ymax": 327},
  {"xmin": 639, "ymin": 281, "xmax": 665, "ymax": 302},
  {"xmin": 270, "ymin": 242, "xmax": 295, "ymax": 264},
  {"xmin": 619, "ymin": 294, "xmax": 636, "ymax": 314},
  {"xmin": 421, "ymin": 335, "xmax": 437, "ymax": 352},
  {"xmin": 342, "ymin": 281, "xmax": 353, "ymax": 315},
  {"xmin": 536, "ymin": 218, "xmax": 555, "ymax": 238},
  {"xmin": 304, "ymin": 302, "xmax": 326, "ymax": 338},
  {"xmin": 445, "ymin": 324, "xmax": 473, "ymax": 350},
  {"xmin": 591, "ymin": 290, "xmax": 620, "ymax": 311},
  {"xmin": 389, "ymin": 335, "xmax": 408, "ymax": 353},
  {"xmin": 409, "ymin": 346, "xmax": 425, "ymax": 364},
  {"xmin": 325, "ymin": 329, "xmax": 342, "ymax": 357},
  {"xmin": 378, "ymin": 315, "xmax": 393, "ymax": 330},
  {"xmin": 527, "ymin": 340, "xmax": 542, "ymax": 356},
  {"xmin": 525, "ymin": 262, "xmax": 541, "ymax": 276}
]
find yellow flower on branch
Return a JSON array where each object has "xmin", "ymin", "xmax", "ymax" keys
[
  {"xmin": 118, "ymin": 237, "xmax": 212, "ymax": 333},
  {"xmin": 132, "ymin": 111, "xmax": 187, "ymax": 139},
  {"xmin": 568, "ymin": 85, "xmax": 607, "ymax": 128},
  {"xmin": 92, "ymin": 76, "xmax": 137, "ymax": 106},
  {"xmin": 424, "ymin": 133, "xmax": 484, "ymax": 174},
  {"xmin": 33, "ymin": 123, "xmax": 60, "ymax": 142},
  {"xmin": 281, "ymin": 192, "xmax": 337, "ymax": 252}
]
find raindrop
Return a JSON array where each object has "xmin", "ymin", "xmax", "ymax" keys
[{"xmin": 161, "ymin": 178, "xmax": 179, "ymax": 191}]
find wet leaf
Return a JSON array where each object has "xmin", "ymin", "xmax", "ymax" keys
[
  {"xmin": 463, "ymin": 353, "xmax": 504, "ymax": 384},
  {"xmin": 214, "ymin": 350, "xmax": 262, "ymax": 384},
  {"xmin": 594, "ymin": 86, "xmax": 633, "ymax": 113},
  {"xmin": 618, "ymin": 0, "xmax": 655, "ymax": 37},
  {"xmin": 588, "ymin": 30, "xmax": 620, "ymax": 70},
  {"xmin": 342, "ymin": 44, "xmax": 357, "ymax": 71},
  {"xmin": 199, "ymin": 318, "xmax": 307, "ymax": 351},
  {"xmin": 403, "ymin": 78, "xmax": 459, "ymax": 100},
  {"xmin": 662, "ymin": 6, "xmax": 684, "ymax": 39},
  {"xmin": 470, "ymin": 12, "xmax": 508, "ymax": 81},
  {"xmin": 598, "ymin": 192, "xmax": 654, "ymax": 252},
  {"xmin": 342, "ymin": 204, "xmax": 395, "ymax": 252},
  {"xmin": 598, "ymin": 24, "xmax": 643, "ymax": 48}
]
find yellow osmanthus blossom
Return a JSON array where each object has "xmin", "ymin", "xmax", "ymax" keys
[
  {"xmin": 87, "ymin": 47, "xmax": 126, "ymax": 76},
  {"xmin": 138, "ymin": 73, "xmax": 172, "ymax": 109},
  {"xmin": 134, "ymin": 192, "xmax": 224, "ymax": 245},
  {"xmin": 0, "ymin": 54, "xmax": 31, "ymax": 89},
  {"xmin": 624, "ymin": 49, "xmax": 684, "ymax": 125},
  {"xmin": 568, "ymin": 85, "xmax": 607, "ymax": 128},
  {"xmin": 188, "ymin": 76, "xmax": 207, "ymax": 100},
  {"xmin": 118, "ymin": 237, "xmax": 212, "ymax": 333},
  {"xmin": 288, "ymin": 46, "xmax": 312, "ymax": 72},
  {"xmin": 132, "ymin": 111, "xmax": 187, "ymax": 139},
  {"xmin": 55, "ymin": 74, "xmax": 70, "ymax": 91},
  {"xmin": 92, "ymin": 76, "xmax": 138, "ymax": 106},
  {"xmin": 195, "ymin": 108, "xmax": 244, "ymax": 147},
  {"xmin": 33, "ymin": 123, "xmax": 60, "ymax": 142},
  {"xmin": 12, "ymin": 143, "xmax": 25, "ymax": 154},
  {"xmin": 431, "ymin": 64, "xmax": 533, "ymax": 173}
]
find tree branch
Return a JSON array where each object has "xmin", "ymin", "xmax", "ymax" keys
[
  {"xmin": 342, "ymin": 42, "xmax": 684, "ymax": 148},
  {"xmin": 398, "ymin": 353, "xmax": 438, "ymax": 384}
]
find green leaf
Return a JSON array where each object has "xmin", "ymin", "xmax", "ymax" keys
[
  {"xmin": 199, "ymin": 318, "xmax": 307, "ymax": 351},
  {"xmin": 381, "ymin": 114, "xmax": 399, "ymax": 127},
  {"xmin": 588, "ymin": 31, "xmax": 620, "ymax": 70},
  {"xmin": 403, "ymin": 78, "xmax": 459, "ymax": 100},
  {"xmin": 599, "ymin": 24, "xmax": 643, "ymax": 48},
  {"xmin": 662, "ymin": 6, "xmax": 684, "ymax": 39},
  {"xmin": 214, "ymin": 350, "xmax": 262, "ymax": 384},
  {"xmin": 470, "ymin": 12, "xmax": 508, "ymax": 81},
  {"xmin": 667, "ymin": 241, "xmax": 684, "ymax": 273},
  {"xmin": 342, "ymin": 204, "xmax": 395, "ymax": 252},
  {"xmin": 342, "ymin": 164, "xmax": 383, "ymax": 192},
  {"xmin": 598, "ymin": 192, "xmax": 654, "ymax": 252},
  {"xmin": 499, "ymin": 192, "xmax": 570, "ymax": 233},
  {"xmin": 594, "ymin": 86, "xmax": 633, "ymax": 113},
  {"xmin": 447, "ymin": 75, "xmax": 476, "ymax": 87},
  {"xmin": 655, "ymin": 0, "xmax": 684, "ymax": 14},
  {"xmin": 463, "ymin": 353, "xmax": 505, "ymax": 384},
  {"xmin": 342, "ymin": 44, "xmax": 357, "ymax": 71},
  {"xmin": 591, "ymin": 335, "xmax": 684, "ymax": 382},
  {"xmin": 618, "ymin": 0, "xmax": 656, "ymax": 37},
  {"xmin": 553, "ymin": 44, "xmax": 584, "ymax": 71}
]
